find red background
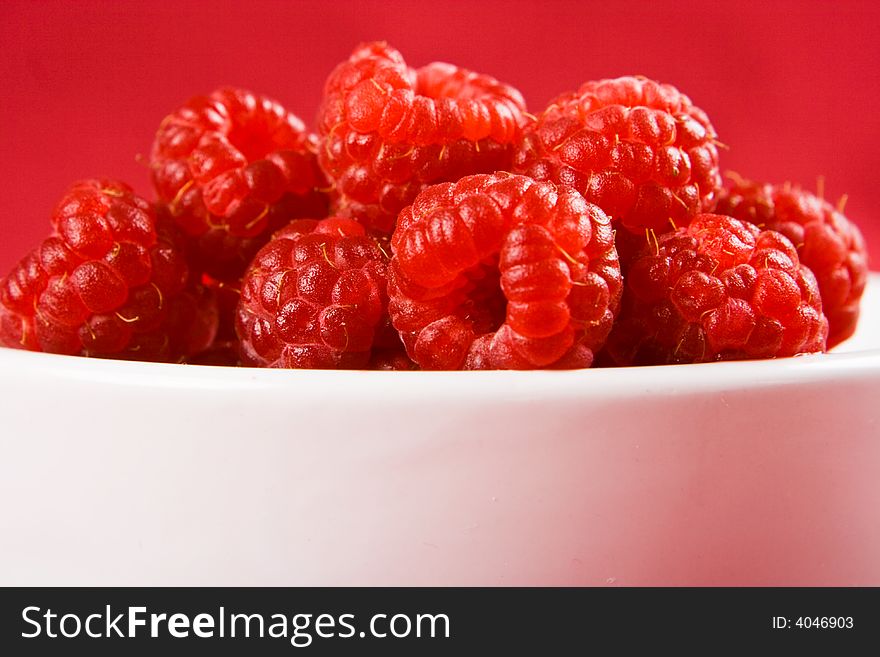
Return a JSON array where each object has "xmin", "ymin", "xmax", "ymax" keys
[{"xmin": 1, "ymin": 0, "xmax": 877, "ymax": 273}]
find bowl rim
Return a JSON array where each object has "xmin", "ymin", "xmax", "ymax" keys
[
  {"xmin": 1, "ymin": 273, "xmax": 878, "ymax": 400},
  {"xmin": 1, "ymin": 342, "xmax": 878, "ymax": 402}
]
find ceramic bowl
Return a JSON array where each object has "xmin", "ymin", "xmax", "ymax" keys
[{"xmin": 1, "ymin": 275, "xmax": 878, "ymax": 586}]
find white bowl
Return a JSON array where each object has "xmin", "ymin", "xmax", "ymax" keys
[{"xmin": 2, "ymin": 274, "xmax": 879, "ymax": 586}]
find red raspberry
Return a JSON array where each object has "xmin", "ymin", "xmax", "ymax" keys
[
  {"xmin": 183, "ymin": 273, "xmax": 242, "ymax": 366},
  {"xmin": 126, "ymin": 283, "xmax": 219, "ymax": 362},
  {"xmin": 0, "ymin": 180, "xmax": 216, "ymax": 361},
  {"xmin": 388, "ymin": 173, "xmax": 622, "ymax": 370},
  {"xmin": 715, "ymin": 177, "xmax": 868, "ymax": 348},
  {"xmin": 236, "ymin": 217, "xmax": 389, "ymax": 368},
  {"xmin": 202, "ymin": 272, "xmax": 241, "ymax": 343},
  {"xmin": 605, "ymin": 213, "xmax": 828, "ymax": 365},
  {"xmin": 151, "ymin": 87, "xmax": 329, "ymax": 281},
  {"xmin": 317, "ymin": 42, "xmax": 528, "ymax": 235},
  {"xmin": 369, "ymin": 343, "xmax": 418, "ymax": 370},
  {"xmin": 183, "ymin": 341, "xmax": 241, "ymax": 366},
  {"xmin": 514, "ymin": 76, "xmax": 722, "ymax": 236}
]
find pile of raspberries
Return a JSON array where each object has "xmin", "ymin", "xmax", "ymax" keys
[{"xmin": 0, "ymin": 42, "xmax": 869, "ymax": 370}]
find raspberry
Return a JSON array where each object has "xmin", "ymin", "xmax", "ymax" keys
[
  {"xmin": 169, "ymin": 285, "xmax": 218, "ymax": 359},
  {"xmin": 388, "ymin": 173, "xmax": 622, "ymax": 369},
  {"xmin": 125, "ymin": 284, "xmax": 219, "ymax": 362},
  {"xmin": 0, "ymin": 180, "xmax": 216, "ymax": 361},
  {"xmin": 151, "ymin": 87, "xmax": 329, "ymax": 281},
  {"xmin": 369, "ymin": 343, "xmax": 418, "ymax": 370},
  {"xmin": 317, "ymin": 42, "xmax": 528, "ymax": 235},
  {"xmin": 604, "ymin": 213, "xmax": 828, "ymax": 365},
  {"xmin": 183, "ymin": 341, "xmax": 241, "ymax": 366},
  {"xmin": 236, "ymin": 217, "xmax": 389, "ymax": 368},
  {"xmin": 202, "ymin": 272, "xmax": 242, "ymax": 348},
  {"xmin": 514, "ymin": 76, "xmax": 722, "ymax": 236},
  {"xmin": 715, "ymin": 177, "xmax": 868, "ymax": 347},
  {"xmin": 185, "ymin": 273, "xmax": 242, "ymax": 365}
]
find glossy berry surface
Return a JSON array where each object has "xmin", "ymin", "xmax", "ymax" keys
[
  {"xmin": 0, "ymin": 180, "xmax": 216, "ymax": 361},
  {"xmin": 605, "ymin": 213, "xmax": 828, "ymax": 365},
  {"xmin": 388, "ymin": 173, "xmax": 622, "ymax": 370},
  {"xmin": 317, "ymin": 42, "xmax": 528, "ymax": 235},
  {"xmin": 514, "ymin": 76, "xmax": 722, "ymax": 235},
  {"xmin": 237, "ymin": 217, "xmax": 389, "ymax": 368},
  {"xmin": 716, "ymin": 178, "xmax": 868, "ymax": 347},
  {"xmin": 151, "ymin": 87, "xmax": 329, "ymax": 281}
]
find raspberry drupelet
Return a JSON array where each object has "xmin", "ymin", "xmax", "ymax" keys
[
  {"xmin": 0, "ymin": 180, "xmax": 217, "ymax": 361},
  {"xmin": 192, "ymin": 273, "xmax": 242, "ymax": 366},
  {"xmin": 715, "ymin": 177, "xmax": 868, "ymax": 348},
  {"xmin": 514, "ymin": 76, "xmax": 722, "ymax": 237},
  {"xmin": 604, "ymin": 213, "xmax": 828, "ymax": 365},
  {"xmin": 388, "ymin": 173, "xmax": 622, "ymax": 370},
  {"xmin": 151, "ymin": 87, "xmax": 330, "ymax": 281},
  {"xmin": 236, "ymin": 217, "xmax": 389, "ymax": 369},
  {"xmin": 317, "ymin": 42, "xmax": 528, "ymax": 235}
]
